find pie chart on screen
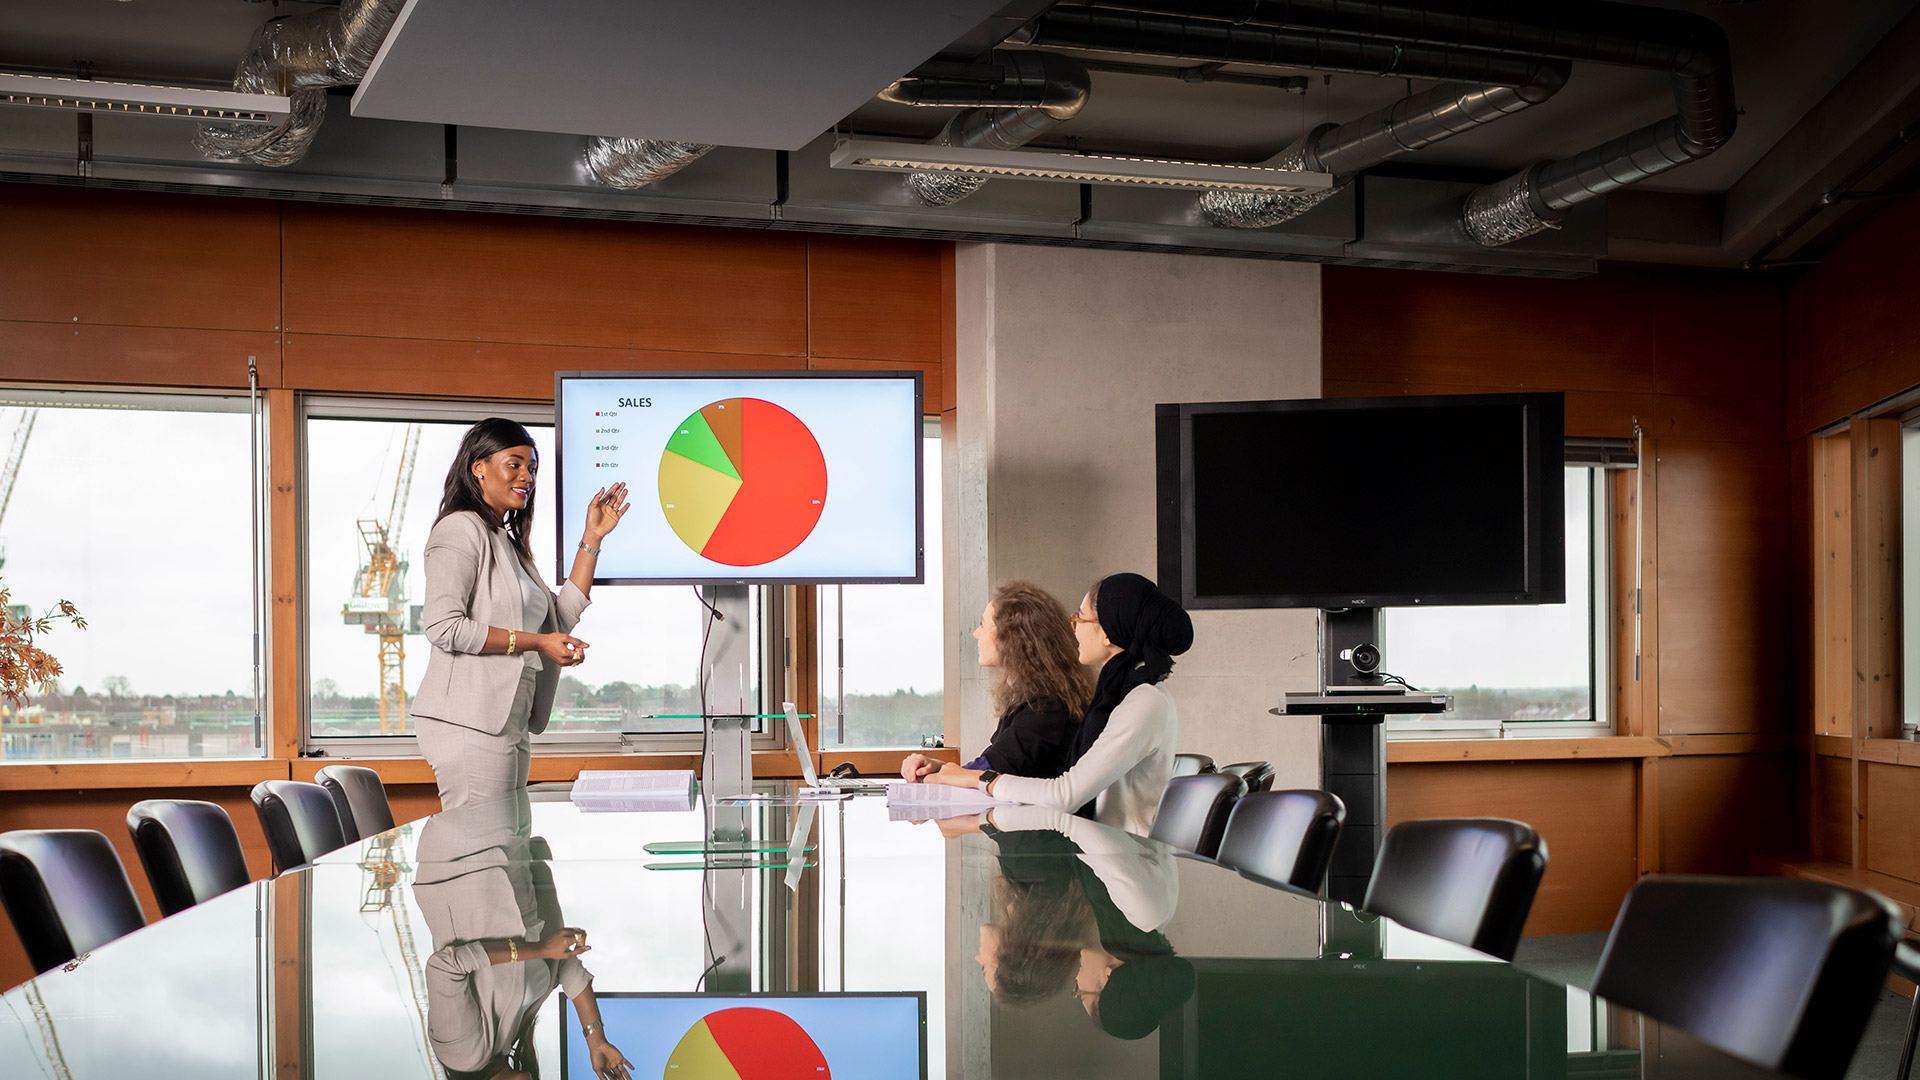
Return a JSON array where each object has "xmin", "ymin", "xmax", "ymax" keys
[
  {"xmin": 662, "ymin": 1007, "xmax": 831, "ymax": 1078},
  {"xmin": 658, "ymin": 398, "xmax": 828, "ymax": 566}
]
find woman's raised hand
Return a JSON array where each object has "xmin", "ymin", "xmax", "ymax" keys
[
  {"xmin": 537, "ymin": 633, "xmax": 591, "ymax": 667},
  {"xmin": 583, "ymin": 483, "xmax": 631, "ymax": 540}
]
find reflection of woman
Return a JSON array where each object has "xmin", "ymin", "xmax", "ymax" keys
[
  {"xmin": 411, "ymin": 418, "xmax": 630, "ymax": 808},
  {"xmin": 970, "ymin": 806, "xmax": 1193, "ymax": 1040},
  {"xmin": 932, "ymin": 573, "xmax": 1193, "ymax": 836},
  {"xmin": 901, "ymin": 581, "xmax": 1091, "ymax": 783},
  {"xmin": 415, "ymin": 791, "xmax": 632, "ymax": 1080}
]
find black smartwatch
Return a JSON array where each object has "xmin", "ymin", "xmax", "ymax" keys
[{"xmin": 978, "ymin": 769, "xmax": 1002, "ymax": 792}]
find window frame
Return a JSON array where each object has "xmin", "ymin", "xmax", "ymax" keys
[
  {"xmin": 0, "ymin": 382, "xmax": 270, "ymax": 762},
  {"xmin": 296, "ymin": 394, "xmax": 792, "ymax": 759},
  {"xmin": 1385, "ymin": 461, "xmax": 1617, "ymax": 741},
  {"xmin": 815, "ymin": 417, "xmax": 945, "ymax": 751}
]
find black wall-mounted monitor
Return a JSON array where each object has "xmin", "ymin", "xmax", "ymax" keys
[{"xmin": 1156, "ymin": 392, "xmax": 1565, "ymax": 610}]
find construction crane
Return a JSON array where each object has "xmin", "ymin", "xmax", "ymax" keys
[
  {"xmin": 343, "ymin": 425, "xmax": 423, "ymax": 735},
  {"xmin": 0, "ymin": 407, "xmax": 38, "ymax": 576},
  {"xmin": 359, "ymin": 828, "xmax": 445, "ymax": 1080}
]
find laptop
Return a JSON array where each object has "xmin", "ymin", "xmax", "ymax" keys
[{"xmin": 784, "ymin": 703, "xmax": 892, "ymax": 791}]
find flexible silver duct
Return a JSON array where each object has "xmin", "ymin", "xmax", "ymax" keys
[
  {"xmin": 584, "ymin": 138, "xmax": 714, "ymax": 189},
  {"xmin": 1067, "ymin": 1, "xmax": 1737, "ymax": 245},
  {"xmin": 1202, "ymin": 62, "xmax": 1566, "ymax": 228},
  {"xmin": 195, "ymin": 0, "xmax": 405, "ymax": 167},
  {"xmin": 880, "ymin": 51, "xmax": 1091, "ymax": 207}
]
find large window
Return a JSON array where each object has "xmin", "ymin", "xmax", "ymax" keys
[
  {"xmin": 303, "ymin": 399, "xmax": 764, "ymax": 753},
  {"xmin": 817, "ymin": 430, "xmax": 943, "ymax": 749},
  {"xmin": 1385, "ymin": 464, "xmax": 1613, "ymax": 739},
  {"xmin": 0, "ymin": 392, "xmax": 263, "ymax": 761}
]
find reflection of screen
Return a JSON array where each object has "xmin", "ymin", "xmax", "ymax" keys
[
  {"xmin": 560, "ymin": 993, "xmax": 927, "ymax": 1080},
  {"xmin": 555, "ymin": 372, "xmax": 923, "ymax": 584}
]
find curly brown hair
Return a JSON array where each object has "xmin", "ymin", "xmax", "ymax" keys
[{"xmin": 989, "ymin": 581, "xmax": 1094, "ymax": 720}]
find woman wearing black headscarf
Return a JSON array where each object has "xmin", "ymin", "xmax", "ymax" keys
[{"xmin": 930, "ymin": 572, "xmax": 1193, "ymax": 836}]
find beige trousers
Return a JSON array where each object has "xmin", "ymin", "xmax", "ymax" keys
[{"xmin": 416, "ymin": 665, "xmax": 536, "ymax": 810}]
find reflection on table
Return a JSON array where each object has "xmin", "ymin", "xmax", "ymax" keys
[{"xmin": 0, "ymin": 781, "xmax": 1774, "ymax": 1080}]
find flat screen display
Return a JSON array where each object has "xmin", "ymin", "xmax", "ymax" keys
[
  {"xmin": 555, "ymin": 372, "xmax": 923, "ymax": 584},
  {"xmin": 1156, "ymin": 392, "xmax": 1563, "ymax": 608},
  {"xmin": 560, "ymin": 992, "xmax": 927, "ymax": 1080}
]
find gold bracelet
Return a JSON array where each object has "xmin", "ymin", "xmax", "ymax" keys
[
  {"xmin": 579, "ymin": 540, "xmax": 601, "ymax": 555},
  {"xmin": 508, "ymin": 939, "xmax": 519, "ymax": 962},
  {"xmin": 582, "ymin": 1021, "xmax": 601, "ymax": 1039},
  {"xmin": 507, "ymin": 629, "xmax": 517, "ymax": 656}
]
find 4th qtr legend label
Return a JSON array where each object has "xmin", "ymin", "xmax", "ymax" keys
[{"xmin": 657, "ymin": 398, "xmax": 828, "ymax": 566}]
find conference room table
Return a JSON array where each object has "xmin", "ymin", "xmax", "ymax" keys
[{"xmin": 0, "ymin": 779, "xmax": 1779, "ymax": 1080}]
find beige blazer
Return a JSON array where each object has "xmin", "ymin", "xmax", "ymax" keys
[{"xmin": 410, "ymin": 510, "xmax": 590, "ymax": 736}]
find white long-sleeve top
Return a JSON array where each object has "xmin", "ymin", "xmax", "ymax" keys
[{"xmin": 989, "ymin": 682, "xmax": 1177, "ymax": 837}]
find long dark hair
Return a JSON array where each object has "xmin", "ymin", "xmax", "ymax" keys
[{"xmin": 435, "ymin": 418, "xmax": 538, "ymax": 566}]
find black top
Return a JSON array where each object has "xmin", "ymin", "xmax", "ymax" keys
[{"xmin": 978, "ymin": 697, "xmax": 1078, "ymax": 779}]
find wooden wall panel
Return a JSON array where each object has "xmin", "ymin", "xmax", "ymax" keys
[
  {"xmin": 0, "ymin": 187, "xmax": 281, "ymax": 333},
  {"xmin": 280, "ymin": 336, "xmax": 805, "ymax": 401},
  {"xmin": 1322, "ymin": 267, "xmax": 1655, "ymax": 394},
  {"xmin": 1787, "ymin": 197, "xmax": 1920, "ymax": 435},
  {"xmin": 0, "ymin": 321, "xmax": 280, "ymax": 389},
  {"xmin": 1813, "ymin": 752, "xmax": 1853, "ymax": 863},
  {"xmin": 1655, "ymin": 440, "xmax": 1790, "ymax": 734},
  {"xmin": 807, "ymin": 237, "xmax": 947, "ymax": 364},
  {"xmin": 1657, "ymin": 753, "xmax": 1792, "ymax": 874},
  {"xmin": 1648, "ymin": 267, "xmax": 1786, "ymax": 401},
  {"xmin": 1867, "ymin": 761, "xmax": 1920, "ymax": 882},
  {"xmin": 279, "ymin": 204, "xmax": 810, "ymax": 356},
  {"xmin": 1386, "ymin": 760, "xmax": 1639, "ymax": 935}
]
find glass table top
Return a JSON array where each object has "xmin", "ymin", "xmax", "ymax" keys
[{"xmin": 0, "ymin": 781, "xmax": 1778, "ymax": 1079}]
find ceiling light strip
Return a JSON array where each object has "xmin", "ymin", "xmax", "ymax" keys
[
  {"xmin": 830, "ymin": 139, "xmax": 1331, "ymax": 194},
  {"xmin": 0, "ymin": 72, "xmax": 290, "ymax": 124}
]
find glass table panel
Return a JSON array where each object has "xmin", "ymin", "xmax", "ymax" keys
[{"xmin": 1, "ymin": 783, "xmax": 1785, "ymax": 1080}]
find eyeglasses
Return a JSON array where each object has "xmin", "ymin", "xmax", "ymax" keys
[{"xmin": 1069, "ymin": 613, "xmax": 1096, "ymax": 627}]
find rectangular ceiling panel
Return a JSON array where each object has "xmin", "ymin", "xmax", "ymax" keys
[{"xmin": 351, "ymin": 0, "xmax": 1009, "ymax": 150}]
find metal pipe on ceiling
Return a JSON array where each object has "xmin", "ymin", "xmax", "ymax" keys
[
  {"xmin": 1062, "ymin": 0, "xmax": 1735, "ymax": 245},
  {"xmin": 1202, "ymin": 59, "xmax": 1567, "ymax": 228},
  {"xmin": 584, "ymin": 138, "xmax": 714, "ymax": 190},
  {"xmin": 879, "ymin": 50, "xmax": 1091, "ymax": 207}
]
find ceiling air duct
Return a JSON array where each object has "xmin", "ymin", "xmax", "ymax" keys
[
  {"xmin": 583, "ymin": 138, "xmax": 714, "ymax": 189},
  {"xmin": 195, "ymin": 0, "xmax": 406, "ymax": 167},
  {"xmin": 879, "ymin": 50, "xmax": 1091, "ymax": 207},
  {"xmin": 1202, "ymin": 62, "xmax": 1566, "ymax": 228},
  {"xmin": 1064, "ymin": 1, "xmax": 1737, "ymax": 246}
]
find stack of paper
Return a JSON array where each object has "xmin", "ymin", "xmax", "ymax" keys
[
  {"xmin": 884, "ymin": 782, "xmax": 1015, "ymax": 821},
  {"xmin": 570, "ymin": 769, "xmax": 697, "ymax": 813}
]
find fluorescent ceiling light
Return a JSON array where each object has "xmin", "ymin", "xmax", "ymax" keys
[
  {"xmin": 830, "ymin": 139, "xmax": 1332, "ymax": 194},
  {"xmin": 0, "ymin": 72, "xmax": 289, "ymax": 123}
]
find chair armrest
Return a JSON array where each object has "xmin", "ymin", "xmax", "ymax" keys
[{"xmin": 1892, "ymin": 940, "xmax": 1920, "ymax": 984}]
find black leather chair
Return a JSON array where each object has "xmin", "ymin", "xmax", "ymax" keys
[
  {"xmin": 315, "ymin": 764, "xmax": 396, "ymax": 844},
  {"xmin": 1149, "ymin": 773, "xmax": 1247, "ymax": 858},
  {"xmin": 1218, "ymin": 761, "xmax": 1275, "ymax": 794},
  {"xmin": 251, "ymin": 780, "xmax": 348, "ymax": 873},
  {"xmin": 0, "ymin": 829, "xmax": 147, "ymax": 975},
  {"xmin": 1213, "ymin": 789, "xmax": 1345, "ymax": 893},
  {"xmin": 125, "ymin": 800, "xmax": 251, "ymax": 917},
  {"xmin": 1592, "ymin": 875, "xmax": 1900, "ymax": 1080},
  {"xmin": 1170, "ymin": 753, "xmax": 1216, "ymax": 778},
  {"xmin": 1361, "ymin": 817, "xmax": 1547, "ymax": 962}
]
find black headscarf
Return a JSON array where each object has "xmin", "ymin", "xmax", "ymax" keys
[{"xmin": 1068, "ymin": 573, "xmax": 1194, "ymax": 777}]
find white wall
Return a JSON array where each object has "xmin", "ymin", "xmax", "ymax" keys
[{"xmin": 944, "ymin": 243, "xmax": 1325, "ymax": 791}]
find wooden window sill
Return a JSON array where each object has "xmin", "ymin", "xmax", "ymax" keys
[
  {"xmin": 1387, "ymin": 733, "xmax": 1788, "ymax": 764},
  {"xmin": 0, "ymin": 759, "xmax": 292, "ymax": 792}
]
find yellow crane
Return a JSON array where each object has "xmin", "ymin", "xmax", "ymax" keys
[{"xmin": 343, "ymin": 425, "xmax": 422, "ymax": 735}]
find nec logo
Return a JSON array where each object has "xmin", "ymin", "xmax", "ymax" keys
[{"xmin": 618, "ymin": 397, "xmax": 653, "ymax": 408}]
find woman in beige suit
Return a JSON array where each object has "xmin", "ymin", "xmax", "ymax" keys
[{"xmin": 411, "ymin": 418, "xmax": 630, "ymax": 809}]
